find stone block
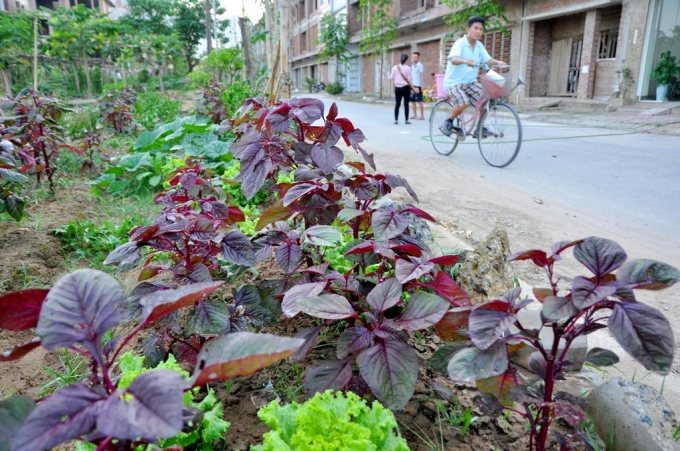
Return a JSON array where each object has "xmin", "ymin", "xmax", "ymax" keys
[
  {"xmin": 457, "ymin": 226, "xmax": 514, "ymax": 305},
  {"xmin": 587, "ymin": 378, "xmax": 680, "ymax": 451},
  {"xmin": 511, "ymin": 309, "xmax": 588, "ymax": 373}
]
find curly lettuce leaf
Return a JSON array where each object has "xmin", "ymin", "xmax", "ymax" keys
[{"xmin": 253, "ymin": 390, "xmax": 409, "ymax": 451}]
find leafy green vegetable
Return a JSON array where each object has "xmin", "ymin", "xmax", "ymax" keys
[
  {"xmin": 117, "ymin": 352, "xmax": 230, "ymax": 449},
  {"xmin": 252, "ymin": 390, "xmax": 409, "ymax": 451}
]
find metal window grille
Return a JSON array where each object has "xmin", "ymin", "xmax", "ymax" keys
[{"xmin": 598, "ymin": 30, "xmax": 618, "ymax": 59}]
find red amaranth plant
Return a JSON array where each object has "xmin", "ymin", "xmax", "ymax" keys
[
  {"xmin": 439, "ymin": 237, "xmax": 679, "ymax": 451},
  {"xmin": 0, "ymin": 88, "xmax": 83, "ymax": 192}
]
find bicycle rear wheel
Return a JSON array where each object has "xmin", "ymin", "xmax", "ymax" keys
[
  {"xmin": 477, "ymin": 102, "xmax": 522, "ymax": 168},
  {"xmin": 429, "ymin": 100, "xmax": 460, "ymax": 156}
]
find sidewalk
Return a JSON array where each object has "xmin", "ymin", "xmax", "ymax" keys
[{"xmin": 298, "ymin": 90, "xmax": 680, "ymax": 136}]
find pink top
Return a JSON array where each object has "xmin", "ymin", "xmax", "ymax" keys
[{"xmin": 390, "ymin": 64, "xmax": 412, "ymax": 88}]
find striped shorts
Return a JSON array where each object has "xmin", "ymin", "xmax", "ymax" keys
[{"xmin": 446, "ymin": 82, "xmax": 483, "ymax": 107}]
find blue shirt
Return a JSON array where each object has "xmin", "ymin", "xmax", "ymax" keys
[
  {"xmin": 443, "ymin": 35, "xmax": 492, "ymax": 88},
  {"xmin": 411, "ymin": 61, "xmax": 424, "ymax": 86}
]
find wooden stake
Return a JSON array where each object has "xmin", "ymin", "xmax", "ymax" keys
[{"xmin": 33, "ymin": 17, "xmax": 38, "ymax": 91}]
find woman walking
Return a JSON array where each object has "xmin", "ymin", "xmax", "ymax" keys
[{"xmin": 389, "ymin": 53, "xmax": 414, "ymax": 124}]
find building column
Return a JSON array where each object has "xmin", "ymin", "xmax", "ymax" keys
[{"xmin": 577, "ymin": 8, "xmax": 602, "ymax": 99}]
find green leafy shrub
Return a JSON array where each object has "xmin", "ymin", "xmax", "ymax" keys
[
  {"xmin": 138, "ymin": 68, "xmax": 151, "ymax": 84},
  {"xmin": 51, "ymin": 214, "xmax": 147, "ymax": 265},
  {"xmin": 303, "ymin": 76, "xmax": 316, "ymax": 93},
  {"xmin": 134, "ymin": 92, "xmax": 182, "ymax": 130},
  {"xmin": 222, "ymin": 80, "xmax": 254, "ymax": 118},
  {"xmin": 252, "ymin": 390, "xmax": 409, "ymax": 451},
  {"xmin": 189, "ymin": 69, "xmax": 212, "ymax": 88},
  {"xmin": 61, "ymin": 105, "xmax": 100, "ymax": 140},
  {"xmin": 326, "ymin": 81, "xmax": 345, "ymax": 95},
  {"xmin": 101, "ymin": 80, "xmax": 127, "ymax": 93}
]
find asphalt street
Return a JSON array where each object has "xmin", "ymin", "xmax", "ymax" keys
[{"xmin": 324, "ymin": 97, "xmax": 680, "ymax": 259}]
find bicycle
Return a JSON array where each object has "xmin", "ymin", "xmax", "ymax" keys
[{"xmin": 429, "ymin": 66, "xmax": 525, "ymax": 168}]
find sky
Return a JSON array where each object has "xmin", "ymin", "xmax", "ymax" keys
[
  {"xmin": 222, "ymin": 0, "xmax": 265, "ymax": 47},
  {"xmin": 223, "ymin": 0, "xmax": 264, "ymax": 22}
]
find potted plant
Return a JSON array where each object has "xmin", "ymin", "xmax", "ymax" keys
[{"xmin": 650, "ymin": 51, "xmax": 680, "ymax": 101}]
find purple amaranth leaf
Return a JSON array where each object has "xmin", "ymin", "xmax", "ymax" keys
[
  {"xmin": 365, "ymin": 278, "xmax": 402, "ymax": 313},
  {"xmin": 385, "ymin": 173, "xmax": 418, "ymax": 202},
  {"xmin": 395, "ymin": 259, "xmax": 435, "ymax": 284},
  {"xmin": 190, "ymin": 332, "xmax": 303, "ymax": 388},
  {"xmin": 104, "ymin": 241, "xmax": 142, "ymax": 266},
  {"xmin": 290, "ymin": 98, "xmax": 325, "ymax": 123},
  {"xmin": 476, "ymin": 370, "xmax": 517, "ymax": 407},
  {"xmin": 266, "ymin": 103, "xmax": 293, "ymax": 132},
  {"xmin": 616, "ymin": 259, "xmax": 680, "ymax": 290},
  {"xmin": 542, "ymin": 296, "xmax": 580, "ymax": 323},
  {"xmin": 281, "ymin": 281, "xmax": 326, "ymax": 318},
  {"xmin": 302, "ymin": 225, "xmax": 342, "ymax": 247},
  {"xmin": 12, "ymin": 384, "xmax": 105, "ymax": 451},
  {"xmin": 241, "ymin": 159, "xmax": 272, "ymax": 200},
  {"xmin": 337, "ymin": 326, "xmax": 374, "ymax": 359},
  {"xmin": 36, "ymin": 270, "xmax": 126, "ymax": 364},
  {"xmin": 220, "ymin": 230, "xmax": 256, "ymax": 266},
  {"xmin": 288, "ymin": 325, "xmax": 324, "ymax": 362},
  {"xmin": 303, "ymin": 358, "xmax": 353, "ymax": 398},
  {"xmin": 468, "ymin": 300, "xmax": 516, "ymax": 350},
  {"xmin": 0, "ymin": 337, "xmax": 41, "ymax": 362},
  {"xmin": 573, "ymin": 237, "xmax": 627, "ymax": 279},
  {"xmin": 528, "ymin": 352, "xmax": 547, "ymax": 380},
  {"xmin": 140, "ymin": 281, "xmax": 223, "ymax": 324},
  {"xmin": 297, "ymin": 294, "xmax": 355, "ymax": 320},
  {"xmin": 0, "ymin": 288, "xmax": 49, "ymax": 332},
  {"xmin": 282, "ymin": 182, "xmax": 317, "ymax": 207},
  {"xmin": 187, "ymin": 301, "xmax": 231, "ymax": 336},
  {"xmin": 372, "ymin": 207, "xmax": 409, "ymax": 241},
  {"xmin": 311, "ymin": 144, "xmax": 344, "ymax": 175},
  {"xmin": 97, "ymin": 370, "xmax": 184, "ymax": 441},
  {"xmin": 608, "ymin": 302, "xmax": 674, "ymax": 374},
  {"xmin": 98, "ymin": 370, "xmax": 183, "ymax": 441},
  {"xmin": 357, "ymin": 340, "xmax": 418, "ymax": 410},
  {"xmin": 275, "ymin": 242, "xmax": 303, "ymax": 274},
  {"xmin": 571, "ymin": 276, "xmax": 616, "ymax": 309},
  {"xmin": 581, "ymin": 347, "xmax": 619, "ymax": 367},
  {"xmin": 392, "ymin": 292, "xmax": 450, "ymax": 331},
  {"xmin": 448, "ymin": 341, "xmax": 509, "ymax": 382}
]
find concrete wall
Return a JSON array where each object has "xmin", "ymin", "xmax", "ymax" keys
[{"xmin": 594, "ymin": 59, "xmax": 616, "ymax": 97}]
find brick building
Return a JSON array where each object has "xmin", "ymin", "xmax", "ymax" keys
[
  {"xmin": 289, "ymin": 0, "xmax": 680, "ymax": 103},
  {"xmin": 1, "ymin": 0, "xmax": 127, "ymax": 17}
]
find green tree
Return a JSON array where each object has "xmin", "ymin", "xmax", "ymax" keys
[
  {"xmin": 315, "ymin": 12, "xmax": 350, "ymax": 82},
  {"xmin": 46, "ymin": 5, "xmax": 118, "ymax": 98},
  {"xmin": 175, "ymin": 0, "xmax": 229, "ymax": 73},
  {"xmin": 119, "ymin": 0, "xmax": 176, "ymax": 36},
  {"xmin": 441, "ymin": 0, "xmax": 508, "ymax": 34},
  {"xmin": 0, "ymin": 11, "xmax": 34, "ymax": 96},
  {"xmin": 359, "ymin": 0, "xmax": 398, "ymax": 98},
  {"xmin": 205, "ymin": 47, "xmax": 244, "ymax": 84}
]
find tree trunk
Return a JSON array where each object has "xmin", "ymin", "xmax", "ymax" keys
[
  {"xmin": 262, "ymin": 0, "xmax": 276, "ymax": 72},
  {"xmin": 158, "ymin": 63, "xmax": 166, "ymax": 95},
  {"xmin": 73, "ymin": 63, "xmax": 82, "ymax": 94},
  {"xmin": 121, "ymin": 58, "xmax": 127, "ymax": 85},
  {"xmin": 1, "ymin": 69, "xmax": 12, "ymax": 97},
  {"xmin": 238, "ymin": 17, "xmax": 255, "ymax": 90},
  {"xmin": 83, "ymin": 49, "xmax": 93, "ymax": 98},
  {"xmin": 205, "ymin": 0, "xmax": 212, "ymax": 54}
]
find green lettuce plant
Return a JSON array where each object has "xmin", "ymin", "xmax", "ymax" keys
[{"xmin": 252, "ymin": 390, "xmax": 409, "ymax": 451}]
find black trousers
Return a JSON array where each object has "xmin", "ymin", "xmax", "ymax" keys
[{"xmin": 394, "ymin": 86, "xmax": 410, "ymax": 121}]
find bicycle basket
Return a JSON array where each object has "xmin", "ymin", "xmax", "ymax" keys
[{"xmin": 480, "ymin": 71, "xmax": 511, "ymax": 99}]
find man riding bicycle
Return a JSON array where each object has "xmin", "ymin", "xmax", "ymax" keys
[{"xmin": 441, "ymin": 16, "xmax": 507, "ymax": 138}]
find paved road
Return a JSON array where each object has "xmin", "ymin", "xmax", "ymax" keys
[{"xmin": 326, "ymin": 97, "xmax": 680, "ymax": 259}]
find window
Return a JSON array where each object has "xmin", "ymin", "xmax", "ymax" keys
[{"xmin": 598, "ymin": 30, "xmax": 618, "ymax": 59}]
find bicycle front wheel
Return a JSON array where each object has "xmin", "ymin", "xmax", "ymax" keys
[
  {"xmin": 429, "ymin": 100, "xmax": 460, "ymax": 156},
  {"xmin": 477, "ymin": 102, "xmax": 522, "ymax": 168}
]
